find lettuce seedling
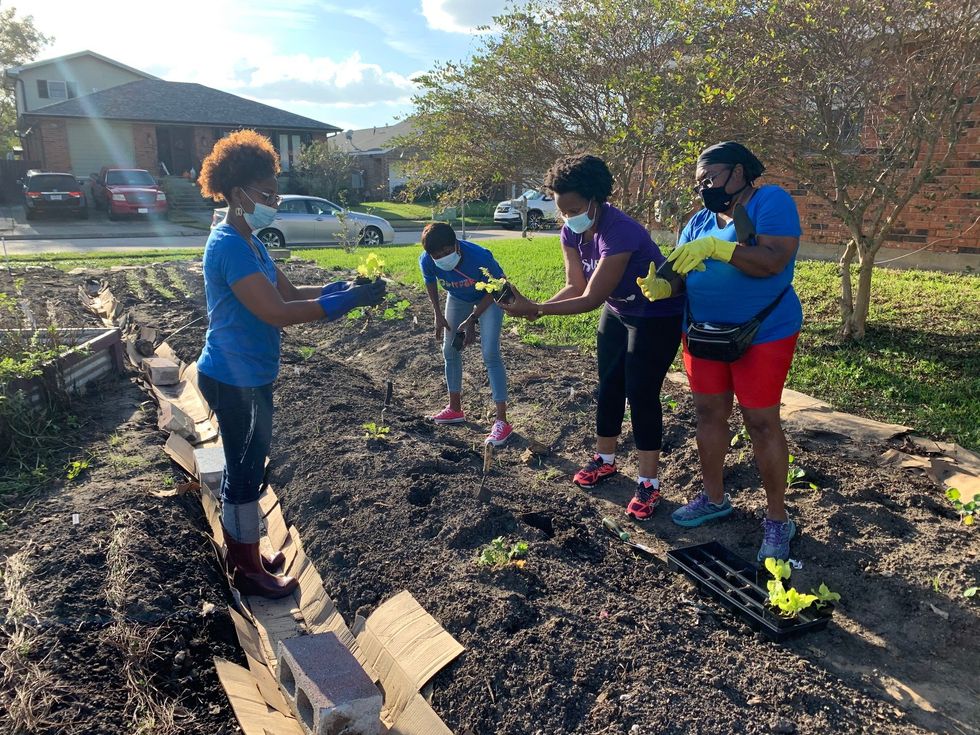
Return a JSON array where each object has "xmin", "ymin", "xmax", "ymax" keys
[
  {"xmin": 811, "ymin": 583, "xmax": 841, "ymax": 608},
  {"xmin": 474, "ymin": 267, "xmax": 508, "ymax": 294},
  {"xmin": 477, "ymin": 536, "xmax": 529, "ymax": 568},
  {"xmin": 946, "ymin": 487, "xmax": 979, "ymax": 526},
  {"xmin": 773, "ymin": 587, "xmax": 818, "ymax": 617},
  {"xmin": 765, "ymin": 557, "xmax": 791, "ymax": 582},
  {"xmin": 356, "ymin": 252, "xmax": 386, "ymax": 280}
]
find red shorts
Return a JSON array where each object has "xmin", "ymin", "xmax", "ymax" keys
[{"xmin": 682, "ymin": 332, "xmax": 799, "ymax": 409}]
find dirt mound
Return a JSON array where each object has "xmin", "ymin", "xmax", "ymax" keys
[{"xmin": 3, "ymin": 260, "xmax": 978, "ymax": 735}]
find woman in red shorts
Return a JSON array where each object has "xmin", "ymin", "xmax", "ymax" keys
[{"xmin": 638, "ymin": 141, "xmax": 802, "ymax": 561}]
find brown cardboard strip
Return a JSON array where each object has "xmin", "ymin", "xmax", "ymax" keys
[
  {"xmin": 390, "ymin": 694, "xmax": 455, "ymax": 735},
  {"xmin": 164, "ymin": 431, "xmax": 197, "ymax": 475},
  {"xmin": 213, "ymin": 657, "xmax": 304, "ymax": 735}
]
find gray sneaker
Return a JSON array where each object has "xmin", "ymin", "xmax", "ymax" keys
[
  {"xmin": 671, "ymin": 492, "xmax": 733, "ymax": 528},
  {"xmin": 757, "ymin": 518, "xmax": 797, "ymax": 561}
]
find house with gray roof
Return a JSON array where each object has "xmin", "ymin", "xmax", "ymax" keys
[
  {"xmin": 333, "ymin": 119, "xmax": 416, "ymax": 198},
  {"xmin": 4, "ymin": 50, "xmax": 340, "ymax": 177}
]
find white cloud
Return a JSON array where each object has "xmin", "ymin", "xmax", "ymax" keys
[
  {"xmin": 24, "ymin": 0, "xmax": 418, "ymax": 121},
  {"xmin": 420, "ymin": 0, "xmax": 510, "ymax": 34}
]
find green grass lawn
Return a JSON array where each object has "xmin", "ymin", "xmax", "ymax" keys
[
  {"xmin": 9, "ymin": 238, "xmax": 979, "ymax": 449},
  {"xmin": 351, "ymin": 200, "xmax": 496, "ymax": 226}
]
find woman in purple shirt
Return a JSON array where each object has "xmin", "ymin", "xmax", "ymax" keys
[{"xmin": 503, "ymin": 154, "xmax": 684, "ymax": 520}]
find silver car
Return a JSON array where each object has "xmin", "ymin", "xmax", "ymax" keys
[{"xmin": 211, "ymin": 194, "xmax": 395, "ymax": 248}]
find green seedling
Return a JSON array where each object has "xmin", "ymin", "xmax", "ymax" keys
[
  {"xmin": 661, "ymin": 394, "xmax": 678, "ymax": 412},
  {"xmin": 765, "ymin": 557, "xmax": 792, "ymax": 582},
  {"xmin": 811, "ymin": 582, "xmax": 841, "ymax": 608},
  {"xmin": 362, "ymin": 421, "xmax": 390, "ymax": 440},
  {"xmin": 356, "ymin": 252, "xmax": 386, "ymax": 280},
  {"xmin": 381, "ymin": 298, "xmax": 411, "ymax": 321},
  {"xmin": 474, "ymin": 267, "xmax": 508, "ymax": 294},
  {"xmin": 477, "ymin": 536, "xmax": 529, "ymax": 568},
  {"xmin": 945, "ymin": 487, "xmax": 979, "ymax": 526},
  {"xmin": 763, "ymin": 556, "xmax": 820, "ymax": 618},
  {"xmin": 771, "ymin": 586, "xmax": 819, "ymax": 618},
  {"xmin": 787, "ymin": 455, "xmax": 819, "ymax": 490},
  {"xmin": 297, "ymin": 346, "xmax": 316, "ymax": 361},
  {"xmin": 66, "ymin": 458, "xmax": 90, "ymax": 481},
  {"xmin": 730, "ymin": 425, "xmax": 751, "ymax": 462},
  {"xmin": 964, "ymin": 585, "xmax": 977, "ymax": 599}
]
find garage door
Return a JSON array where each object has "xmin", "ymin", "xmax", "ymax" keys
[{"xmin": 67, "ymin": 120, "xmax": 136, "ymax": 177}]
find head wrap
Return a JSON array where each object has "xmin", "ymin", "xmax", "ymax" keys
[{"xmin": 697, "ymin": 141, "xmax": 766, "ymax": 182}]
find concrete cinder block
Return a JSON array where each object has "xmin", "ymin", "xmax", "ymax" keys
[
  {"xmin": 193, "ymin": 446, "xmax": 225, "ymax": 495},
  {"xmin": 158, "ymin": 401, "xmax": 195, "ymax": 438},
  {"xmin": 277, "ymin": 633, "xmax": 381, "ymax": 735},
  {"xmin": 143, "ymin": 356, "xmax": 180, "ymax": 386}
]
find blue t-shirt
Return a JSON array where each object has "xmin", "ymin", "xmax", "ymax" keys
[
  {"xmin": 197, "ymin": 224, "xmax": 281, "ymax": 387},
  {"xmin": 419, "ymin": 240, "xmax": 505, "ymax": 303},
  {"xmin": 679, "ymin": 185, "xmax": 803, "ymax": 343}
]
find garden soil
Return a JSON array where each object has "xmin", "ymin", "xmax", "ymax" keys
[{"xmin": 1, "ymin": 260, "xmax": 977, "ymax": 735}]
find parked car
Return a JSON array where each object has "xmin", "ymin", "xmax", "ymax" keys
[
  {"xmin": 493, "ymin": 189, "xmax": 559, "ymax": 230},
  {"xmin": 22, "ymin": 171, "xmax": 89, "ymax": 220},
  {"xmin": 90, "ymin": 168, "xmax": 168, "ymax": 220},
  {"xmin": 211, "ymin": 195, "xmax": 396, "ymax": 248}
]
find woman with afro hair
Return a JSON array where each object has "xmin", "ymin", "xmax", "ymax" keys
[
  {"xmin": 196, "ymin": 130, "xmax": 384, "ymax": 598},
  {"xmin": 502, "ymin": 154, "xmax": 684, "ymax": 521}
]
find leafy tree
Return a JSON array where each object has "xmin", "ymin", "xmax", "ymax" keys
[
  {"xmin": 0, "ymin": 7, "xmax": 50, "ymax": 150},
  {"xmin": 287, "ymin": 140, "xmax": 360, "ymax": 204},
  {"xmin": 403, "ymin": 0, "xmax": 725, "ymax": 226}
]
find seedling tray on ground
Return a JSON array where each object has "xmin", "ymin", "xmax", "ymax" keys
[{"xmin": 666, "ymin": 541, "xmax": 830, "ymax": 642}]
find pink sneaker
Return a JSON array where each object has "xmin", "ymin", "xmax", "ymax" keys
[
  {"xmin": 485, "ymin": 420, "xmax": 513, "ymax": 447},
  {"xmin": 432, "ymin": 406, "xmax": 465, "ymax": 424}
]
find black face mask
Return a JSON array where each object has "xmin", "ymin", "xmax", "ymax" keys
[{"xmin": 699, "ymin": 169, "xmax": 749, "ymax": 213}]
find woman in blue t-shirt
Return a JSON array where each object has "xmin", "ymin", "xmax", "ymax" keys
[
  {"xmin": 420, "ymin": 222, "xmax": 512, "ymax": 446},
  {"xmin": 503, "ymin": 154, "xmax": 684, "ymax": 521},
  {"xmin": 638, "ymin": 141, "xmax": 802, "ymax": 561},
  {"xmin": 196, "ymin": 130, "xmax": 384, "ymax": 598}
]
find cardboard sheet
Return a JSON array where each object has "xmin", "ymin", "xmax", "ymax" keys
[
  {"xmin": 781, "ymin": 389, "xmax": 910, "ymax": 442},
  {"xmin": 213, "ymin": 657, "xmax": 304, "ymax": 735}
]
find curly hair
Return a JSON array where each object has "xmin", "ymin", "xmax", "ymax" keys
[
  {"xmin": 543, "ymin": 154, "xmax": 614, "ymax": 203},
  {"xmin": 197, "ymin": 129, "xmax": 280, "ymax": 203}
]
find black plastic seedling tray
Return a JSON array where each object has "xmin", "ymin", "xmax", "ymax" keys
[{"xmin": 666, "ymin": 541, "xmax": 830, "ymax": 642}]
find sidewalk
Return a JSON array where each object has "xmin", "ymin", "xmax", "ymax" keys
[{"xmin": 0, "ymin": 204, "xmax": 210, "ymax": 241}]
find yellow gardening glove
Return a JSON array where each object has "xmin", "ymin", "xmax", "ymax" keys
[
  {"xmin": 666, "ymin": 235, "xmax": 737, "ymax": 275},
  {"xmin": 636, "ymin": 263, "xmax": 674, "ymax": 302}
]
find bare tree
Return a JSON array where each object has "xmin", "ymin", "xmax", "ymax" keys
[{"xmin": 725, "ymin": 0, "xmax": 980, "ymax": 339}]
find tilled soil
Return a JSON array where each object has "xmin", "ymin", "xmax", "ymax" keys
[{"xmin": 2, "ymin": 260, "xmax": 978, "ymax": 735}]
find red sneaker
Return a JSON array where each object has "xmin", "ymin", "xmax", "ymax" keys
[
  {"xmin": 432, "ymin": 406, "xmax": 465, "ymax": 424},
  {"xmin": 573, "ymin": 454, "xmax": 618, "ymax": 489},
  {"xmin": 626, "ymin": 480, "xmax": 661, "ymax": 521},
  {"xmin": 485, "ymin": 420, "xmax": 512, "ymax": 447}
]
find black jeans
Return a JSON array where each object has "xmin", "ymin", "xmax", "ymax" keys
[
  {"xmin": 198, "ymin": 372, "xmax": 274, "ymax": 506},
  {"xmin": 596, "ymin": 306, "xmax": 682, "ymax": 451}
]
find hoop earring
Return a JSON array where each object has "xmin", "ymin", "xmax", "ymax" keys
[{"xmin": 234, "ymin": 206, "xmax": 243, "ymax": 216}]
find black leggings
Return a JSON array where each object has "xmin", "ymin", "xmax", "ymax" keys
[{"xmin": 596, "ymin": 306, "xmax": 682, "ymax": 451}]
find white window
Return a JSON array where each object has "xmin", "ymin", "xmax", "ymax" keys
[{"xmin": 47, "ymin": 80, "xmax": 68, "ymax": 100}]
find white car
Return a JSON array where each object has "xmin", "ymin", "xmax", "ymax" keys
[
  {"xmin": 493, "ymin": 189, "xmax": 559, "ymax": 230},
  {"xmin": 211, "ymin": 195, "xmax": 395, "ymax": 248}
]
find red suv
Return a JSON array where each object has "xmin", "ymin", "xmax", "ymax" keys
[{"xmin": 91, "ymin": 168, "xmax": 168, "ymax": 220}]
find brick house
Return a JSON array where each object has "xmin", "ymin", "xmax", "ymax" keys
[
  {"xmin": 773, "ymin": 97, "xmax": 980, "ymax": 259},
  {"xmin": 332, "ymin": 119, "xmax": 415, "ymax": 199},
  {"xmin": 4, "ymin": 50, "xmax": 339, "ymax": 178}
]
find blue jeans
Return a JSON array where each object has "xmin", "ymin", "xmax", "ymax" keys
[
  {"xmin": 198, "ymin": 371, "xmax": 273, "ymax": 509},
  {"xmin": 443, "ymin": 294, "xmax": 508, "ymax": 403}
]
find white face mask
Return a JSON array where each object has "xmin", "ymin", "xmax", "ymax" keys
[
  {"xmin": 564, "ymin": 200, "xmax": 595, "ymax": 234},
  {"xmin": 433, "ymin": 249, "xmax": 461, "ymax": 271}
]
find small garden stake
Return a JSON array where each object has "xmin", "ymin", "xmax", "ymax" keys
[{"xmin": 477, "ymin": 442, "xmax": 493, "ymax": 503}]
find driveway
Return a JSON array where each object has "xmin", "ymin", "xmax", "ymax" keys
[{"xmin": 0, "ymin": 203, "xmax": 207, "ymax": 241}]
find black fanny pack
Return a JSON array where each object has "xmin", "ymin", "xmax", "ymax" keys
[{"xmin": 685, "ymin": 286, "xmax": 789, "ymax": 363}]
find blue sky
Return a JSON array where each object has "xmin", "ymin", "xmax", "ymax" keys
[{"xmin": 26, "ymin": 0, "xmax": 512, "ymax": 131}]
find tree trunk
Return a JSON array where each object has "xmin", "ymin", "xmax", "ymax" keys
[
  {"xmin": 841, "ymin": 245, "xmax": 875, "ymax": 341},
  {"xmin": 839, "ymin": 240, "xmax": 857, "ymax": 335}
]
